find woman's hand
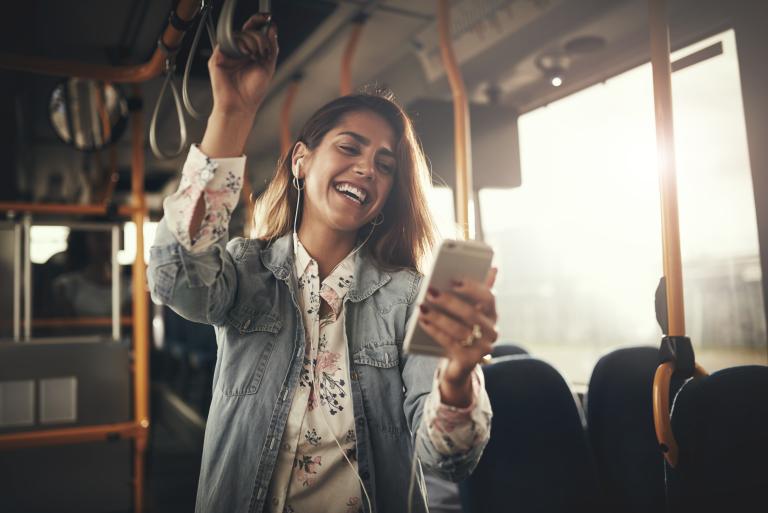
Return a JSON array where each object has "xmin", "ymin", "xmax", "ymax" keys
[
  {"xmin": 418, "ymin": 268, "xmax": 498, "ymax": 407},
  {"xmin": 201, "ymin": 14, "xmax": 278, "ymax": 158},
  {"xmin": 208, "ymin": 14, "xmax": 279, "ymax": 117}
]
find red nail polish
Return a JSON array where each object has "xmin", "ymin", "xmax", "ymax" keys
[
  {"xmin": 427, "ymin": 287, "xmax": 439, "ymax": 298},
  {"xmin": 451, "ymin": 279, "xmax": 463, "ymax": 287},
  {"xmin": 420, "ymin": 304, "xmax": 429, "ymax": 314}
]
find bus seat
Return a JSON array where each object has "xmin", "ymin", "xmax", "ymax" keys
[
  {"xmin": 460, "ymin": 356, "xmax": 605, "ymax": 513},
  {"xmin": 490, "ymin": 342, "xmax": 529, "ymax": 358},
  {"xmin": 586, "ymin": 346, "xmax": 679, "ymax": 513},
  {"xmin": 666, "ymin": 365, "xmax": 768, "ymax": 512}
]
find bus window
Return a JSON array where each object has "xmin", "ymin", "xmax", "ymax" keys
[{"xmin": 481, "ymin": 29, "xmax": 766, "ymax": 386}]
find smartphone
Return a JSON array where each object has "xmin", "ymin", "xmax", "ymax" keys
[{"xmin": 403, "ymin": 239, "xmax": 494, "ymax": 357}]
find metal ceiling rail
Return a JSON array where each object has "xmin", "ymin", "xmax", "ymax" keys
[
  {"xmin": 0, "ymin": 0, "xmax": 199, "ymax": 82},
  {"xmin": 437, "ymin": 0, "xmax": 473, "ymax": 241}
]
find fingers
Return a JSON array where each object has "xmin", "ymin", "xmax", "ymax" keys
[
  {"xmin": 418, "ymin": 315, "xmax": 493, "ymax": 357},
  {"xmin": 485, "ymin": 267, "xmax": 498, "ymax": 288},
  {"xmin": 419, "ymin": 303, "xmax": 497, "ymax": 345}
]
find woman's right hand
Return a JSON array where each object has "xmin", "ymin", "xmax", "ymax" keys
[{"xmin": 208, "ymin": 14, "xmax": 279, "ymax": 117}]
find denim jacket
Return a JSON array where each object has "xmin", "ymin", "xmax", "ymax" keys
[{"xmin": 148, "ymin": 220, "xmax": 487, "ymax": 513}]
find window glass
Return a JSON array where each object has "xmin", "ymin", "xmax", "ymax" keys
[{"xmin": 481, "ymin": 29, "xmax": 766, "ymax": 384}]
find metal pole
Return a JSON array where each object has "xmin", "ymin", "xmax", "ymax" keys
[
  {"xmin": 649, "ymin": 0, "xmax": 685, "ymax": 336},
  {"xmin": 437, "ymin": 0, "xmax": 474, "ymax": 240},
  {"xmin": 13, "ymin": 223, "xmax": 21, "ymax": 342},
  {"xmin": 130, "ymin": 84, "xmax": 149, "ymax": 513},
  {"xmin": 112, "ymin": 224, "xmax": 121, "ymax": 342},
  {"xmin": 22, "ymin": 215, "xmax": 31, "ymax": 341}
]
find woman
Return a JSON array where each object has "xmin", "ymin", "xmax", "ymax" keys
[{"xmin": 148, "ymin": 15, "xmax": 496, "ymax": 513}]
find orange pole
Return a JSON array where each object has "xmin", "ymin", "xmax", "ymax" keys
[
  {"xmin": 340, "ymin": 19, "xmax": 366, "ymax": 95},
  {"xmin": 437, "ymin": 0, "xmax": 473, "ymax": 240},
  {"xmin": 280, "ymin": 78, "xmax": 302, "ymax": 156},
  {"xmin": 130, "ymin": 84, "xmax": 150, "ymax": 513},
  {"xmin": 0, "ymin": 202, "xmax": 141, "ymax": 216},
  {"xmin": 0, "ymin": 422, "xmax": 141, "ymax": 450},
  {"xmin": 649, "ymin": 0, "xmax": 685, "ymax": 336},
  {"xmin": 0, "ymin": 0, "xmax": 199, "ymax": 82}
]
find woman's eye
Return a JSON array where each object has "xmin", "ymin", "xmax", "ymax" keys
[
  {"xmin": 339, "ymin": 145, "xmax": 358, "ymax": 154},
  {"xmin": 378, "ymin": 162, "xmax": 395, "ymax": 175}
]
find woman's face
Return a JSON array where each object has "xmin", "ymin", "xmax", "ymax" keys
[{"xmin": 297, "ymin": 110, "xmax": 397, "ymax": 234}]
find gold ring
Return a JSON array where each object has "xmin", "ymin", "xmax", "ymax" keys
[{"xmin": 460, "ymin": 324, "xmax": 483, "ymax": 347}]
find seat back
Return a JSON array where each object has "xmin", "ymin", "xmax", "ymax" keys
[
  {"xmin": 586, "ymin": 346, "xmax": 668, "ymax": 513},
  {"xmin": 460, "ymin": 356, "xmax": 605, "ymax": 513},
  {"xmin": 666, "ymin": 365, "xmax": 768, "ymax": 512},
  {"xmin": 490, "ymin": 342, "xmax": 529, "ymax": 358}
]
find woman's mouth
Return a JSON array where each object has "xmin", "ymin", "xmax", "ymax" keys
[{"xmin": 334, "ymin": 182, "xmax": 368, "ymax": 205}]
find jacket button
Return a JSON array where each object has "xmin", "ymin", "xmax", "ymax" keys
[
  {"xmin": 243, "ymin": 319, "xmax": 251, "ymax": 330},
  {"xmin": 350, "ymin": 371, "xmax": 358, "ymax": 381}
]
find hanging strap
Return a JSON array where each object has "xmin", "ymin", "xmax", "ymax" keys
[
  {"xmin": 149, "ymin": 40, "xmax": 188, "ymax": 159},
  {"xmin": 183, "ymin": 1, "xmax": 217, "ymax": 120}
]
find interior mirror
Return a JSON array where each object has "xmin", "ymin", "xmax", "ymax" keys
[{"xmin": 49, "ymin": 79, "xmax": 129, "ymax": 151}]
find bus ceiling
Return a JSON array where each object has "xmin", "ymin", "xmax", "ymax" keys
[{"xmin": 0, "ymin": 0, "xmax": 761, "ymax": 201}]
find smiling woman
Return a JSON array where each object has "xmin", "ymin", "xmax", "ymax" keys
[{"xmin": 147, "ymin": 14, "xmax": 495, "ymax": 513}]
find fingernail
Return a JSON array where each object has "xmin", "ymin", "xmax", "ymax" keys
[
  {"xmin": 419, "ymin": 304, "xmax": 429, "ymax": 314},
  {"xmin": 451, "ymin": 279, "xmax": 463, "ymax": 288},
  {"xmin": 427, "ymin": 287, "xmax": 439, "ymax": 298}
]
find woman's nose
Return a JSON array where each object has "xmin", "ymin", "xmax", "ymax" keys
[{"xmin": 353, "ymin": 161, "xmax": 374, "ymax": 179}]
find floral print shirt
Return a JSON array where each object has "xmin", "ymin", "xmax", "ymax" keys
[{"xmin": 165, "ymin": 146, "xmax": 493, "ymax": 512}]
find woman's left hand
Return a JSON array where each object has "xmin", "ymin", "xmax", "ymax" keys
[{"xmin": 418, "ymin": 268, "xmax": 498, "ymax": 405}]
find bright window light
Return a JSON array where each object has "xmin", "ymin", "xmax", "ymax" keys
[
  {"xmin": 119, "ymin": 221, "xmax": 158, "ymax": 265},
  {"xmin": 29, "ymin": 226, "xmax": 70, "ymax": 264},
  {"xmin": 426, "ymin": 186, "xmax": 456, "ymax": 241},
  {"xmin": 482, "ymin": 29, "xmax": 765, "ymax": 383}
]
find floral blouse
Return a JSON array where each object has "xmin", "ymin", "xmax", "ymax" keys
[{"xmin": 164, "ymin": 145, "xmax": 492, "ymax": 512}]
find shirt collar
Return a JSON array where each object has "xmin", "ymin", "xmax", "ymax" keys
[{"xmin": 293, "ymin": 233, "xmax": 356, "ymax": 302}]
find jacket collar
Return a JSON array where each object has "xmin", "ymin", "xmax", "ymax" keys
[{"xmin": 260, "ymin": 232, "xmax": 390, "ymax": 302}]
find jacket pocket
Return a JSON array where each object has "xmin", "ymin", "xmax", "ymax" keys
[
  {"xmin": 219, "ymin": 311, "xmax": 282, "ymax": 396},
  {"xmin": 152, "ymin": 263, "xmax": 179, "ymax": 304},
  {"xmin": 352, "ymin": 343, "xmax": 400, "ymax": 369}
]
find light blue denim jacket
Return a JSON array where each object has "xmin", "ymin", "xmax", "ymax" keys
[{"xmin": 148, "ymin": 220, "xmax": 488, "ymax": 513}]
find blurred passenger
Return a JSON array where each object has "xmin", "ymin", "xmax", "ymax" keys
[{"xmin": 52, "ymin": 230, "xmax": 130, "ymax": 317}]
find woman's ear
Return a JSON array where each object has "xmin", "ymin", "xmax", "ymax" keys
[{"xmin": 291, "ymin": 142, "xmax": 309, "ymax": 179}]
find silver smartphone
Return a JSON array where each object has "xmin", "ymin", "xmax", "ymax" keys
[{"xmin": 403, "ymin": 239, "xmax": 494, "ymax": 357}]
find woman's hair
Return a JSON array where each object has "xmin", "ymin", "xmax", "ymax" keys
[{"xmin": 251, "ymin": 91, "xmax": 436, "ymax": 272}]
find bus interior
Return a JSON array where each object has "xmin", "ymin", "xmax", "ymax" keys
[{"xmin": 1, "ymin": 0, "xmax": 767, "ymax": 512}]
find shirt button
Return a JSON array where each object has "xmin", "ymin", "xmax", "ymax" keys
[{"xmin": 200, "ymin": 168, "xmax": 214, "ymax": 182}]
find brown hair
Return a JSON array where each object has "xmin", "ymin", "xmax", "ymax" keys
[{"xmin": 251, "ymin": 92, "xmax": 436, "ymax": 272}]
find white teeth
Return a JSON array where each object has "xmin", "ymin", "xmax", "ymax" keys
[{"xmin": 334, "ymin": 183, "xmax": 367, "ymax": 204}]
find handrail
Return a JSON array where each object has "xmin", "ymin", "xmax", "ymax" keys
[
  {"xmin": 0, "ymin": 0, "xmax": 199, "ymax": 82},
  {"xmin": 653, "ymin": 361, "xmax": 707, "ymax": 467},
  {"xmin": 0, "ymin": 421, "xmax": 144, "ymax": 451},
  {"xmin": 280, "ymin": 76, "xmax": 302, "ymax": 155},
  {"xmin": 0, "ymin": 202, "xmax": 142, "ymax": 216},
  {"xmin": 437, "ymin": 0, "xmax": 473, "ymax": 240},
  {"xmin": 648, "ymin": 0, "xmax": 710, "ymax": 469},
  {"xmin": 649, "ymin": 0, "xmax": 685, "ymax": 336},
  {"xmin": 129, "ymin": 84, "xmax": 151, "ymax": 513},
  {"xmin": 340, "ymin": 15, "xmax": 367, "ymax": 95}
]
